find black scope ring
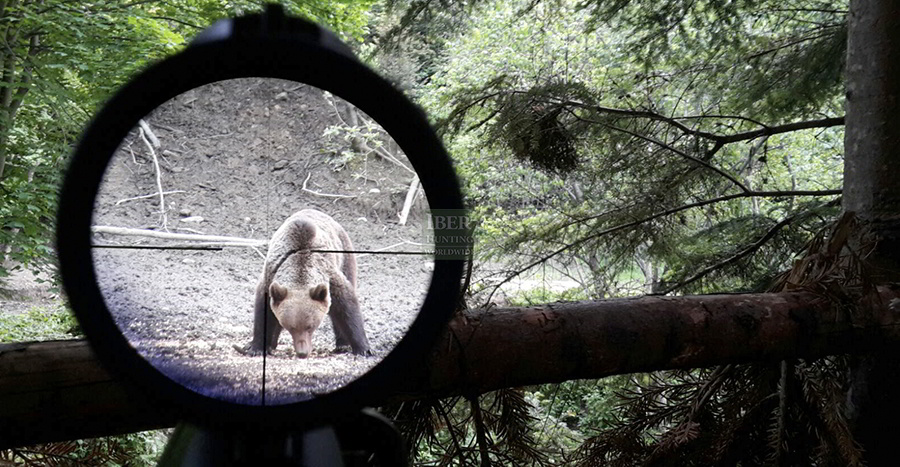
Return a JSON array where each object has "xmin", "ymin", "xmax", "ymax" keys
[{"xmin": 56, "ymin": 5, "xmax": 464, "ymax": 430}]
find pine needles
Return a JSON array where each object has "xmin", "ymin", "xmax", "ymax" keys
[
  {"xmin": 388, "ymin": 389, "xmax": 551, "ymax": 466},
  {"xmin": 573, "ymin": 212, "xmax": 871, "ymax": 466}
]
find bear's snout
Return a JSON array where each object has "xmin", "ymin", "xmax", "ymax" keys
[{"xmin": 291, "ymin": 330, "xmax": 313, "ymax": 358}]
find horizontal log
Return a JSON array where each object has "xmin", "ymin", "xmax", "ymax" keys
[
  {"xmin": 418, "ymin": 288, "xmax": 900, "ymax": 398},
  {"xmin": 2, "ymin": 289, "xmax": 900, "ymax": 448},
  {"xmin": 0, "ymin": 340, "xmax": 179, "ymax": 449}
]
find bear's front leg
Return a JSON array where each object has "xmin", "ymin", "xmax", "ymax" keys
[
  {"xmin": 235, "ymin": 280, "xmax": 283, "ymax": 356},
  {"xmin": 329, "ymin": 281, "xmax": 372, "ymax": 356}
]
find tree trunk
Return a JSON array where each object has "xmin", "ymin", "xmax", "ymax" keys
[
  {"xmin": 3, "ymin": 289, "xmax": 900, "ymax": 449},
  {"xmin": 843, "ymin": 0, "xmax": 900, "ymax": 462}
]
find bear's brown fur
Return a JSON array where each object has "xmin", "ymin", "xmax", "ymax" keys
[{"xmin": 236, "ymin": 209, "xmax": 370, "ymax": 357}]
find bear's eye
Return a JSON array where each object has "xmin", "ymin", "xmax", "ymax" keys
[{"xmin": 310, "ymin": 284, "xmax": 328, "ymax": 302}]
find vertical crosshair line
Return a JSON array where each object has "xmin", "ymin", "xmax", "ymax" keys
[
  {"xmin": 262, "ymin": 83, "xmax": 271, "ymax": 407},
  {"xmin": 262, "ymin": 158, "xmax": 268, "ymax": 406}
]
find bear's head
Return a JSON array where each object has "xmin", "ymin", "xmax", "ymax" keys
[{"xmin": 269, "ymin": 281, "xmax": 330, "ymax": 358}]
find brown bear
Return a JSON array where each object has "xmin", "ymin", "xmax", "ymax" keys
[{"xmin": 236, "ymin": 209, "xmax": 371, "ymax": 358}]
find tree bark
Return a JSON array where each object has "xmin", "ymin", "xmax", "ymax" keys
[
  {"xmin": 843, "ymin": 0, "xmax": 900, "ymax": 463},
  {"xmin": 3, "ymin": 289, "xmax": 899, "ymax": 449},
  {"xmin": 0, "ymin": 340, "xmax": 180, "ymax": 449}
]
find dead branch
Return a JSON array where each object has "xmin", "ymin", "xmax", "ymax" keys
[
  {"xmin": 398, "ymin": 176, "xmax": 420, "ymax": 225},
  {"xmin": 301, "ymin": 173, "xmax": 357, "ymax": 199},
  {"xmin": 115, "ymin": 190, "xmax": 185, "ymax": 206},
  {"xmin": 138, "ymin": 119, "xmax": 160, "ymax": 148},
  {"xmin": 138, "ymin": 125, "xmax": 168, "ymax": 230},
  {"xmin": 91, "ymin": 225, "xmax": 267, "ymax": 247}
]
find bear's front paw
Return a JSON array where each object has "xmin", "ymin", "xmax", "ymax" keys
[
  {"xmin": 333, "ymin": 345, "xmax": 352, "ymax": 354},
  {"xmin": 233, "ymin": 343, "xmax": 266, "ymax": 356}
]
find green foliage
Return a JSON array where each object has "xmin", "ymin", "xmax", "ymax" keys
[
  {"xmin": 395, "ymin": 391, "xmax": 551, "ymax": 465},
  {"xmin": 0, "ymin": 302, "xmax": 80, "ymax": 342},
  {"xmin": 0, "ymin": 0, "xmax": 376, "ymax": 282},
  {"xmin": 0, "ymin": 430, "xmax": 171, "ymax": 466},
  {"xmin": 412, "ymin": 0, "xmax": 845, "ymax": 301},
  {"xmin": 379, "ymin": 0, "xmax": 857, "ymax": 463},
  {"xmin": 505, "ymin": 285, "xmax": 587, "ymax": 306},
  {"xmin": 529, "ymin": 377, "xmax": 632, "ymax": 434},
  {"xmin": 0, "ymin": 2, "xmax": 376, "ymax": 463}
]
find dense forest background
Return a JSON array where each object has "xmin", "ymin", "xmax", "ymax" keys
[{"xmin": 0, "ymin": 0, "xmax": 867, "ymax": 465}]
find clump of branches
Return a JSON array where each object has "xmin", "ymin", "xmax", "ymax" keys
[
  {"xmin": 574, "ymin": 212, "xmax": 872, "ymax": 466},
  {"xmin": 492, "ymin": 90, "xmax": 579, "ymax": 174},
  {"xmin": 1, "ymin": 438, "xmax": 140, "ymax": 466},
  {"xmin": 387, "ymin": 389, "xmax": 552, "ymax": 466}
]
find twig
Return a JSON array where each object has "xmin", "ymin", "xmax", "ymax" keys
[
  {"xmin": 469, "ymin": 395, "xmax": 493, "ymax": 467},
  {"xmin": 323, "ymin": 91, "xmax": 415, "ymax": 174},
  {"xmin": 250, "ymin": 246, "xmax": 267, "ymax": 260},
  {"xmin": 115, "ymin": 190, "xmax": 185, "ymax": 206},
  {"xmin": 356, "ymin": 239, "xmax": 429, "ymax": 259},
  {"xmin": 301, "ymin": 173, "xmax": 356, "ymax": 199},
  {"xmin": 138, "ymin": 126, "xmax": 168, "ymax": 230},
  {"xmin": 138, "ymin": 119, "xmax": 160, "ymax": 148},
  {"xmin": 369, "ymin": 144, "xmax": 415, "ymax": 174}
]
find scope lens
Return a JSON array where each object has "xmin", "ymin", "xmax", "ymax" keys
[{"xmin": 91, "ymin": 78, "xmax": 433, "ymax": 405}]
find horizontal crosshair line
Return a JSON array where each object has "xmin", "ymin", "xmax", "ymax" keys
[
  {"xmin": 92, "ymin": 244, "xmax": 224, "ymax": 251},
  {"xmin": 91, "ymin": 244, "xmax": 434, "ymax": 255}
]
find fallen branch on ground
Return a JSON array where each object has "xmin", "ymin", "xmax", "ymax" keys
[
  {"xmin": 91, "ymin": 225, "xmax": 267, "ymax": 247},
  {"xmin": 302, "ymin": 173, "xmax": 357, "ymax": 199},
  {"xmin": 115, "ymin": 190, "xmax": 185, "ymax": 206}
]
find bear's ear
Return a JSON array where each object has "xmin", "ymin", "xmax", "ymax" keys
[
  {"xmin": 309, "ymin": 284, "xmax": 328, "ymax": 302},
  {"xmin": 269, "ymin": 282, "xmax": 289, "ymax": 304}
]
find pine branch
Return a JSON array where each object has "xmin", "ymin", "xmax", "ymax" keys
[
  {"xmin": 568, "ymin": 110, "xmax": 751, "ymax": 192},
  {"xmin": 657, "ymin": 212, "xmax": 803, "ymax": 295},
  {"xmin": 543, "ymin": 94, "xmax": 843, "ymax": 148},
  {"xmin": 718, "ymin": 116, "xmax": 844, "ymax": 145},
  {"xmin": 469, "ymin": 395, "xmax": 493, "ymax": 467},
  {"xmin": 487, "ymin": 189, "xmax": 841, "ymax": 302}
]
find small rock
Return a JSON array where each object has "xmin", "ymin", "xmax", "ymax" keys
[
  {"xmin": 273, "ymin": 160, "xmax": 288, "ymax": 170},
  {"xmin": 244, "ymin": 217, "xmax": 252, "ymax": 223},
  {"xmin": 368, "ymin": 188, "xmax": 381, "ymax": 194},
  {"xmin": 275, "ymin": 92, "xmax": 288, "ymax": 100},
  {"xmin": 181, "ymin": 216, "xmax": 204, "ymax": 223},
  {"xmin": 300, "ymin": 104, "xmax": 309, "ymax": 111},
  {"xmin": 190, "ymin": 340, "xmax": 210, "ymax": 352},
  {"xmin": 356, "ymin": 217, "xmax": 368, "ymax": 222},
  {"xmin": 182, "ymin": 258, "xmax": 196, "ymax": 264},
  {"xmin": 179, "ymin": 208, "xmax": 192, "ymax": 216},
  {"xmin": 274, "ymin": 104, "xmax": 282, "ymax": 111}
]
